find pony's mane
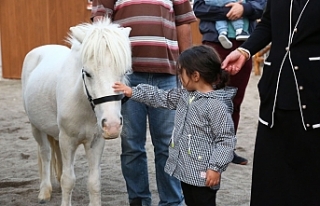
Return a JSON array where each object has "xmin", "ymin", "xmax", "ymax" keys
[{"xmin": 67, "ymin": 19, "xmax": 132, "ymax": 76}]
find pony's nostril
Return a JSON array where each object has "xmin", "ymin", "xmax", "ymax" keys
[
  {"xmin": 101, "ymin": 118, "xmax": 106, "ymax": 127},
  {"xmin": 102, "ymin": 117, "xmax": 123, "ymax": 127}
]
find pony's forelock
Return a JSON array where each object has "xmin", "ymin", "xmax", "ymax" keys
[{"xmin": 67, "ymin": 19, "xmax": 132, "ymax": 76}]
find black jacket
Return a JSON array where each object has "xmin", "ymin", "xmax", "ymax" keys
[{"xmin": 242, "ymin": 0, "xmax": 320, "ymax": 130}]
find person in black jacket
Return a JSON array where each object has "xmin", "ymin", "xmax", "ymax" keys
[
  {"xmin": 193, "ymin": 0, "xmax": 266, "ymax": 165},
  {"xmin": 222, "ymin": 0, "xmax": 320, "ymax": 205}
]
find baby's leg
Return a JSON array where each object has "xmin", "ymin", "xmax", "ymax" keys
[{"xmin": 216, "ymin": 20, "xmax": 233, "ymax": 49}]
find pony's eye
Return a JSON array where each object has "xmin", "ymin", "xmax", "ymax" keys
[{"xmin": 84, "ymin": 71, "xmax": 92, "ymax": 78}]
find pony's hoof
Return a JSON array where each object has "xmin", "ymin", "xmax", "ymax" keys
[{"xmin": 39, "ymin": 199, "xmax": 48, "ymax": 204}]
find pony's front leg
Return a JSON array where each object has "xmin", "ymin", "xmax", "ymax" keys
[
  {"xmin": 59, "ymin": 133, "xmax": 78, "ymax": 206},
  {"xmin": 84, "ymin": 135, "xmax": 105, "ymax": 206}
]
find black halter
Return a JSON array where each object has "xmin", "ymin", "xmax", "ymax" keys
[{"xmin": 81, "ymin": 69, "xmax": 128, "ymax": 110}]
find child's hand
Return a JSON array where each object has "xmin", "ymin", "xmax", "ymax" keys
[
  {"xmin": 205, "ymin": 169, "xmax": 220, "ymax": 187},
  {"xmin": 113, "ymin": 82, "xmax": 133, "ymax": 97}
]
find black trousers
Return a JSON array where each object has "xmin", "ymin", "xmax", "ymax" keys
[
  {"xmin": 181, "ymin": 182, "xmax": 217, "ymax": 206},
  {"xmin": 250, "ymin": 109, "xmax": 320, "ymax": 206}
]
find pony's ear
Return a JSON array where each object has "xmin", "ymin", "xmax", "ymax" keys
[
  {"xmin": 121, "ymin": 27, "xmax": 132, "ymax": 37},
  {"xmin": 70, "ymin": 26, "xmax": 87, "ymax": 43}
]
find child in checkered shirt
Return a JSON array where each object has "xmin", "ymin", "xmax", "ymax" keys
[{"xmin": 113, "ymin": 45, "xmax": 236, "ymax": 206}]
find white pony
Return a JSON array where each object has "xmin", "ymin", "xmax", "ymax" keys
[{"xmin": 21, "ymin": 18, "xmax": 131, "ymax": 206}]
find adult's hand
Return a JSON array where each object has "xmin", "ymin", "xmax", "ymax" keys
[
  {"xmin": 225, "ymin": 1, "xmax": 244, "ymax": 21},
  {"xmin": 221, "ymin": 50, "xmax": 247, "ymax": 75}
]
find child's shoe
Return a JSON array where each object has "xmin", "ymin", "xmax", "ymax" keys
[
  {"xmin": 218, "ymin": 32, "xmax": 233, "ymax": 49},
  {"xmin": 236, "ymin": 31, "xmax": 250, "ymax": 41}
]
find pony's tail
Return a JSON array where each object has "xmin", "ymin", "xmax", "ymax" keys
[{"xmin": 48, "ymin": 136, "xmax": 62, "ymax": 183}]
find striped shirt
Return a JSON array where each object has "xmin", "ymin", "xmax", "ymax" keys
[
  {"xmin": 131, "ymin": 84, "xmax": 237, "ymax": 189},
  {"xmin": 91, "ymin": 0, "xmax": 197, "ymax": 74}
]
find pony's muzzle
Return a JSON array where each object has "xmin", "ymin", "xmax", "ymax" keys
[{"xmin": 101, "ymin": 118, "xmax": 122, "ymax": 139}]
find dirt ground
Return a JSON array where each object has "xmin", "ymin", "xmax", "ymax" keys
[{"xmin": 0, "ymin": 72, "xmax": 260, "ymax": 206}]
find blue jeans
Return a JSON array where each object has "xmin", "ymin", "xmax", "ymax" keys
[
  {"xmin": 121, "ymin": 73, "xmax": 183, "ymax": 206},
  {"xmin": 215, "ymin": 19, "xmax": 244, "ymax": 34}
]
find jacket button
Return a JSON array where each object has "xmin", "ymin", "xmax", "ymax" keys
[
  {"xmin": 294, "ymin": 28, "xmax": 298, "ymax": 32},
  {"xmin": 294, "ymin": 66, "xmax": 299, "ymax": 70},
  {"xmin": 285, "ymin": 47, "xmax": 289, "ymax": 51},
  {"xmin": 299, "ymin": 86, "xmax": 304, "ymax": 90},
  {"xmin": 302, "ymin": 105, "xmax": 307, "ymax": 109},
  {"xmin": 306, "ymin": 124, "xmax": 310, "ymax": 127}
]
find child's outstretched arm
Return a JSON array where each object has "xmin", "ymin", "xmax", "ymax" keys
[
  {"xmin": 114, "ymin": 82, "xmax": 181, "ymax": 109},
  {"xmin": 113, "ymin": 82, "xmax": 132, "ymax": 97}
]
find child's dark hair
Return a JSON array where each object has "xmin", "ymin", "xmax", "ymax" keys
[{"xmin": 176, "ymin": 45, "xmax": 229, "ymax": 89}]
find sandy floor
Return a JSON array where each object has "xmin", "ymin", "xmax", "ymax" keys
[{"xmin": 0, "ymin": 71, "xmax": 260, "ymax": 206}]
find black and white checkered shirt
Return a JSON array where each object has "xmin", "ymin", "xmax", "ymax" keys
[{"xmin": 131, "ymin": 84, "xmax": 237, "ymax": 189}]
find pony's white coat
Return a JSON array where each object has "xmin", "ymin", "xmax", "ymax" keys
[{"xmin": 21, "ymin": 19, "xmax": 131, "ymax": 206}]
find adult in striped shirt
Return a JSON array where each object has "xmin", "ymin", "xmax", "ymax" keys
[{"xmin": 91, "ymin": 1, "xmax": 197, "ymax": 205}]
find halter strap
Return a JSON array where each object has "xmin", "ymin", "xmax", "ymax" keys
[
  {"xmin": 81, "ymin": 69, "xmax": 127, "ymax": 111},
  {"xmin": 93, "ymin": 94, "xmax": 125, "ymax": 105}
]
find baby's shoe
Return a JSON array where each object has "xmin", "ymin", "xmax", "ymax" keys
[
  {"xmin": 236, "ymin": 31, "xmax": 250, "ymax": 41},
  {"xmin": 218, "ymin": 32, "xmax": 233, "ymax": 49}
]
